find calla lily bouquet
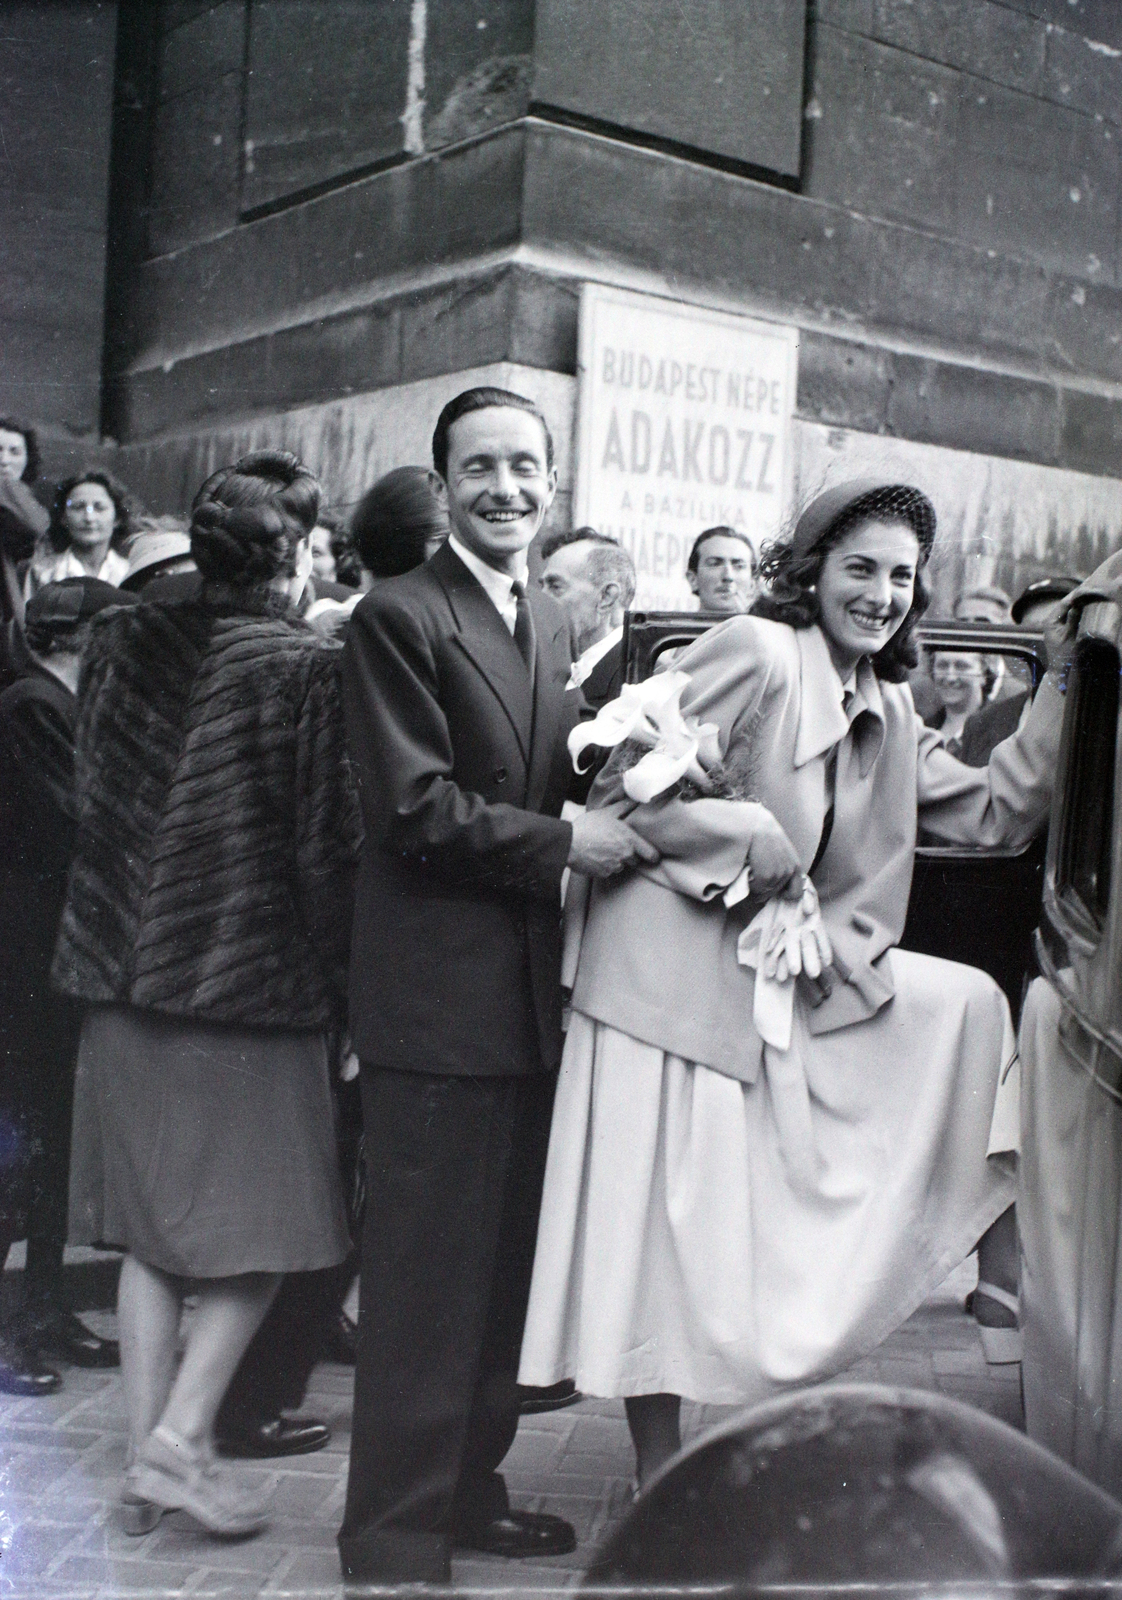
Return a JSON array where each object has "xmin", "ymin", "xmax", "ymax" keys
[{"xmin": 568, "ymin": 671, "xmax": 741, "ymax": 804}]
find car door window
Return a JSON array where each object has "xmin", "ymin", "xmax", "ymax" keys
[
  {"xmin": 913, "ymin": 624, "xmax": 1045, "ymax": 858},
  {"xmin": 1053, "ymin": 636, "xmax": 1119, "ymax": 937}
]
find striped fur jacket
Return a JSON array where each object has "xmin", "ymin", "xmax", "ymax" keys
[{"xmin": 52, "ymin": 590, "xmax": 361, "ymax": 1031}]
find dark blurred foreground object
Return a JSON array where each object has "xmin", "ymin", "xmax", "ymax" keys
[{"xmin": 585, "ymin": 1384, "xmax": 1122, "ymax": 1592}]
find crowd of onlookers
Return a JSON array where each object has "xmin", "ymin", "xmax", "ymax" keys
[
  {"xmin": 0, "ymin": 423, "xmax": 462, "ymax": 686},
  {"xmin": 0, "ymin": 404, "xmax": 1076, "ymax": 725},
  {"xmin": 0, "ymin": 424, "xmax": 769, "ymax": 1411},
  {"xmin": 910, "ymin": 576, "xmax": 1078, "ymax": 764}
]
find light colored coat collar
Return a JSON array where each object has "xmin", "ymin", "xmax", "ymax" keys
[{"xmin": 793, "ymin": 626, "xmax": 886, "ymax": 777}]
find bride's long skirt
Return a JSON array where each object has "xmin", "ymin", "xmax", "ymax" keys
[{"xmin": 519, "ymin": 949, "xmax": 1017, "ymax": 1405}]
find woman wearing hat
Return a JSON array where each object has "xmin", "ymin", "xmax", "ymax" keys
[{"xmin": 518, "ymin": 480, "xmax": 1068, "ymax": 1488}]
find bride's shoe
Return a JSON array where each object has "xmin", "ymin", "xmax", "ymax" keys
[{"xmin": 973, "ymin": 1280, "xmax": 1022, "ymax": 1364}]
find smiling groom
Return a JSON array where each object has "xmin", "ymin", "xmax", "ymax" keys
[{"xmin": 338, "ymin": 388, "xmax": 655, "ymax": 1585}]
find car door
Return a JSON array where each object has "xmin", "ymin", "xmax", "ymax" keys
[
  {"xmin": 1018, "ymin": 600, "xmax": 1122, "ymax": 1491},
  {"xmin": 901, "ymin": 620, "xmax": 1046, "ymax": 1020}
]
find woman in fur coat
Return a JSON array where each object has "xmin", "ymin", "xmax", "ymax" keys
[{"xmin": 53, "ymin": 452, "xmax": 360, "ymax": 1537}]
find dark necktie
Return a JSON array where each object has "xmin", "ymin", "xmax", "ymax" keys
[{"xmin": 511, "ymin": 580, "xmax": 536, "ymax": 681}]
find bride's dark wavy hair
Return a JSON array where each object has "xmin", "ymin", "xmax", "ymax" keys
[{"xmin": 753, "ymin": 482, "xmax": 936, "ymax": 682}]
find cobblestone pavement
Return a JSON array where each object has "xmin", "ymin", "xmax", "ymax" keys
[{"xmin": 0, "ymin": 1259, "xmax": 1022, "ymax": 1598}]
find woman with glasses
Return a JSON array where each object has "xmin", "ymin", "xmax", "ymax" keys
[{"xmin": 928, "ymin": 649, "xmax": 996, "ymax": 756}]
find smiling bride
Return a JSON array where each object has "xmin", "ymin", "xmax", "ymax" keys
[{"xmin": 518, "ymin": 479, "xmax": 1069, "ymax": 1489}]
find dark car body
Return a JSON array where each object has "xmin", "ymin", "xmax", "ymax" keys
[{"xmin": 1015, "ymin": 600, "xmax": 1122, "ymax": 1495}]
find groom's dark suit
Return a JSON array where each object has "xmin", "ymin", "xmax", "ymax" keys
[{"xmin": 339, "ymin": 540, "xmax": 579, "ymax": 1583}]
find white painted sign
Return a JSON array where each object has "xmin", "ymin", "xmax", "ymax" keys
[{"xmin": 574, "ymin": 284, "xmax": 798, "ymax": 609}]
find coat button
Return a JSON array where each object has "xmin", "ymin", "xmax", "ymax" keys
[{"xmin": 493, "ymin": 767, "xmax": 508, "ymax": 784}]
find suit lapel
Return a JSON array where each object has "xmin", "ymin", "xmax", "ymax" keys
[
  {"xmin": 432, "ymin": 543, "xmax": 534, "ymax": 762},
  {"xmin": 525, "ymin": 585, "xmax": 570, "ymax": 812}
]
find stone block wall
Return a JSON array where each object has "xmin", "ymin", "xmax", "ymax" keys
[
  {"xmin": 60, "ymin": 0, "xmax": 1122, "ymax": 521},
  {"xmin": 0, "ymin": 2, "xmax": 117, "ymax": 437}
]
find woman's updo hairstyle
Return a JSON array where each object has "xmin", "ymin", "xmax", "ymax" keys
[
  {"xmin": 754, "ymin": 479, "xmax": 936, "ymax": 682},
  {"xmin": 189, "ymin": 450, "xmax": 320, "ymax": 587}
]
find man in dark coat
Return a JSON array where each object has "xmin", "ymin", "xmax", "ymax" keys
[
  {"xmin": 539, "ymin": 526, "xmax": 635, "ymax": 711},
  {"xmin": 338, "ymin": 387, "xmax": 656, "ymax": 1585},
  {"xmin": 0, "ymin": 579, "xmax": 132, "ymax": 1388}
]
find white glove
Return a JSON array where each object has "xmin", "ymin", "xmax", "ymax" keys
[{"xmin": 763, "ymin": 878, "xmax": 833, "ymax": 984}]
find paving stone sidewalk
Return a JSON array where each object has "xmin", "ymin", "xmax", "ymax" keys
[{"xmin": 0, "ymin": 1258, "xmax": 1021, "ymax": 1598}]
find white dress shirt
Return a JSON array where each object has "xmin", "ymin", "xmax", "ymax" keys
[
  {"xmin": 24, "ymin": 545, "xmax": 130, "ymax": 601},
  {"xmin": 568, "ymin": 624, "xmax": 624, "ymax": 690},
  {"xmin": 447, "ymin": 533, "xmax": 528, "ymax": 636}
]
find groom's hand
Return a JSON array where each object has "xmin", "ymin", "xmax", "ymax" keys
[{"xmin": 568, "ymin": 809, "xmax": 660, "ymax": 878}]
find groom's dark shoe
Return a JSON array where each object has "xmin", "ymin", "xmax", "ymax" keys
[
  {"xmin": 217, "ymin": 1414, "xmax": 330, "ymax": 1457},
  {"xmin": 454, "ymin": 1509, "xmax": 576, "ymax": 1558}
]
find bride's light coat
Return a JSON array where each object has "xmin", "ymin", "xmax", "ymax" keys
[{"xmin": 572, "ymin": 614, "xmax": 1063, "ymax": 1083}]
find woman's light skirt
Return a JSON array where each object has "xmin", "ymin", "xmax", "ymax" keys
[{"xmin": 519, "ymin": 949, "xmax": 1016, "ymax": 1405}]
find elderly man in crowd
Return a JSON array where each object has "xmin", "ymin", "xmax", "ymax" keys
[
  {"xmin": 686, "ymin": 524, "xmax": 757, "ymax": 613},
  {"xmin": 539, "ymin": 526, "xmax": 636, "ymax": 710}
]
